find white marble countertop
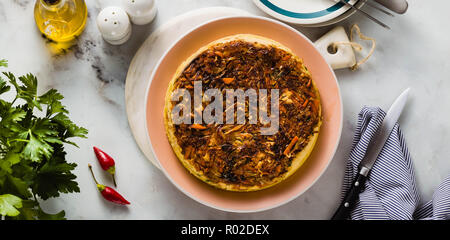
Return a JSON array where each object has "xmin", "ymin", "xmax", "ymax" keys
[{"xmin": 1, "ymin": 0, "xmax": 449, "ymax": 219}]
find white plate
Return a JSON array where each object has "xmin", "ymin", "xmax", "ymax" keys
[{"xmin": 253, "ymin": 0, "xmax": 360, "ymax": 26}]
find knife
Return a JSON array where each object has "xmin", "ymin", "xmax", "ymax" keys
[
  {"xmin": 331, "ymin": 88, "xmax": 410, "ymax": 220},
  {"xmin": 338, "ymin": 0, "xmax": 391, "ymax": 30}
]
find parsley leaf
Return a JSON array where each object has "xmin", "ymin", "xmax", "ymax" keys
[
  {"xmin": 32, "ymin": 146, "xmax": 79, "ymax": 200},
  {"xmin": 3, "ymin": 72, "xmax": 42, "ymax": 110},
  {"xmin": 0, "ymin": 194, "xmax": 22, "ymax": 217},
  {"xmin": 40, "ymin": 89, "xmax": 68, "ymax": 116},
  {"xmin": 0, "ymin": 76, "xmax": 10, "ymax": 95},
  {"xmin": 22, "ymin": 133, "xmax": 54, "ymax": 162}
]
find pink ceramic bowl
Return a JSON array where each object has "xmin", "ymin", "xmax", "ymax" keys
[{"xmin": 145, "ymin": 16, "xmax": 342, "ymax": 213}]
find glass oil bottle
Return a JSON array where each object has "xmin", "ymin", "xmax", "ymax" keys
[{"xmin": 34, "ymin": 0, "xmax": 88, "ymax": 43}]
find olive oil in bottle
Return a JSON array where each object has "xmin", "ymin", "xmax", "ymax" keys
[{"xmin": 34, "ymin": 0, "xmax": 88, "ymax": 42}]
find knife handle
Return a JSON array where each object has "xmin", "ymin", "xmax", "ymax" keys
[
  {"xmin": 374, "ymin": 0, "xmax": 409, "ymax": 14},
  {"xmin": 331, "ymin": 173, "xmax": 368, "ymax": 220}
]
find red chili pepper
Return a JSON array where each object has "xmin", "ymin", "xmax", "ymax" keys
[
  {"xmin": 93, "ymin": 146, "xmax": 117, "ymax": 187},
  {"xmin": 88, "ymin": 164, "xmax": 130, "ymax": 205}
]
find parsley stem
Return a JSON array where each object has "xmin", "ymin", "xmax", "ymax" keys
[
  {"xmin": 10, "ymin": 97, "xmax": 17, "ymax": 106},
  {"xmin": 11, "ymin": 139, "xmax": 29, "ymax": 142},
  {"xmin": 8, "ymin": 138, "xmax": 29, "ymax": 144}
]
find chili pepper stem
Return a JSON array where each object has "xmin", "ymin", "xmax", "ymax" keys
[
  {"xmin": 111, "ymin": 174, "xmax": 117, "ymax": 188},
  {"xmin": 106, "ymin": 166, "xmax": 117, "ymax": 187},
  {"xmin": 88, "ymin": 164, "xmax": 99, "ymax": 185},
  {"xmin": 88, "ymin": 164, "xmax": 105, "ymax": 191}
]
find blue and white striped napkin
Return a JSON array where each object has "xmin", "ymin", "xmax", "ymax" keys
[{"xmin": 342, "ymin": 107, "xmax": 450, "ymax": 220}]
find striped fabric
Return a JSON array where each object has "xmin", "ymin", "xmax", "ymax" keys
[{"xmin": 342, "ymin": 107, "xmax": 450, "ymax": 220}]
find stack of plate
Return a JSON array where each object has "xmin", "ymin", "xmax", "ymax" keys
[
  {"xmin": 143, "ymin": 16, "xmax": 343, "ymax": 212},
  {"xmin": 253, "ymin": 0, "xmax": 366, "ymax": 27}
]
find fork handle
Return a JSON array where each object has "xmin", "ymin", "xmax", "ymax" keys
[{"xmin": 374, "ymin": 0, "xmax": 408, "ymax": 14}]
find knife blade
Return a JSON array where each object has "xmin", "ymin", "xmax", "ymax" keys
[{"xmin": 331, "ymin": 88, "xmax": 410, "ymax": 220}]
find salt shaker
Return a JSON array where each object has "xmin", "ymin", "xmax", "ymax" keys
[
  {"xmin": 96, "ymin": 6, "xmax": 132, "ymax": 45},
  {"xmin": 122, "ymin": 0, "xmax": 157, "ymax": 25}
]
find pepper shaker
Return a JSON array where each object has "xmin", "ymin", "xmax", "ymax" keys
[
  {"xmin": 97, "ymin": 6, "xmax": 132, "ymax": 45},
  {"xmin": 122, "ymin": 0, "xmax": 157, "ymax": 25}
]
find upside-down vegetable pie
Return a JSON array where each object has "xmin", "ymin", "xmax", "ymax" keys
[{"xmin": 164, "ymin": 34, "xmax": 322, "ymax": 191}]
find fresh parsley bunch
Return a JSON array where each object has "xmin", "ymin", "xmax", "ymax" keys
[{"xmin": 0, "ymin": 59, "xmax": 87, "ymax": 220}]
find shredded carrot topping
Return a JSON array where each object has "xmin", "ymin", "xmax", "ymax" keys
[
  {"xmin": 184, "ymin": 146, "xmax": 193, "ymax": 159},
  {"xmin": 222, "ymin": 77, "xmax": 235, "ymax": 84},
  {"xmin": 302, "ymin": 99, "xmax": 309, "ymax": 108},
  {"xmin": 283, "ymin": 136, "xmax": 299, "ymax": 156},
  {"xmin": 190, "ymin": 124, "xmax": 207, "ymax": 130}
]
